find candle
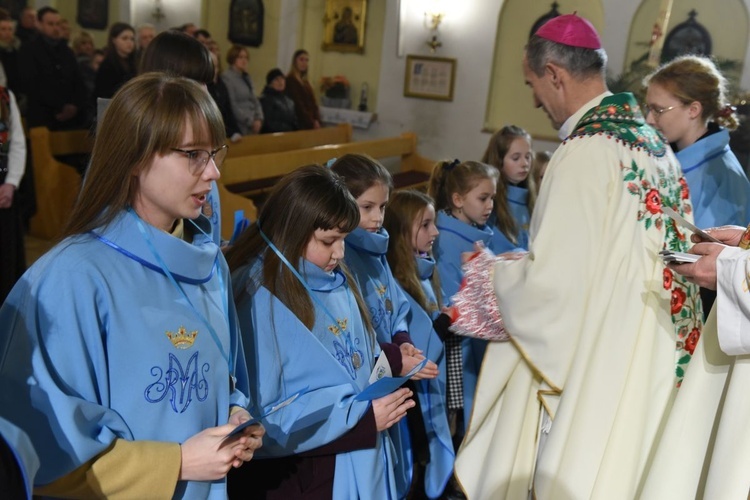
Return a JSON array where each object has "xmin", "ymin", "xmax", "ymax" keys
[{"xmin": 647, "ymin": 0, "xmax": 674, "ymax": 67}]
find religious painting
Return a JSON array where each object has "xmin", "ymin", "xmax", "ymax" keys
[
  {"xmin": 76, "ymin": 0, "xmax": 108, "ymax": 30},
  {"xmin": 322, "ymin": 0, "xmax": 367, "ymax": 54},
  {"xmin": 404, "ymin": 55, "xmax": 456, "ymax": 102},
  {"xmin": 228, "ymin": 0, "xmax": 264, "ymax": 47},
  {"xmin": 0, "ymin": 0, "xmax": 26, "ymax": 21}
]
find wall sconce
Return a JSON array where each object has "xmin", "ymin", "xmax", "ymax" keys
[{"xmin": 424, "ymin": 1, "xmax": 446, "ymax": 53}]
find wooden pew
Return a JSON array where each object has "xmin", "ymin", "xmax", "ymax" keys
[
  {"xmin": 221, "ymin": 132, "xmax": 434, "ymax": 199},
  {"xmin": 27, "ymin": 127, "xmax": 89, "ymax": 240},
  {"xmin": 226, "ymin": 123, "xmax": 353, "ymax": 158}
]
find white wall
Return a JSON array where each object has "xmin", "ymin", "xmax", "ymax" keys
[
  {"xmin": 369, "ymin": 0, "xmax": 505, "ymax": 161},
  {"xmin": 362, "ymin": 0, "xmax": 750, "ymax": 161}
]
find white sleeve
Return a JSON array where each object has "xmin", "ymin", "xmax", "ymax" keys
[
  {"xmin": 4, "ymin": 90, "xmax": 25, "ymax": 188},
  {"xmin": 716, "ymin": 246, "xmax": 750, "ymax": 355}
]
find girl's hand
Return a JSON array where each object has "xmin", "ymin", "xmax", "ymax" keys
[
  {"xmin": 410, "ymin": 359, "xmax": 439, "ymax": 380},
  {"xmin": 373, "ymin": 388, "xmax": 414, "ymax": 431},
  {"xmin": 227, "ymin": 409, "xmax": 265, "ymax": 468},
  {"xmin": 180, "ymin": 424, "xmax": 250, "ymax": 481},
  {"xmin": 399, "ymin": 343, "xmax": 439, "ymax": 379}
]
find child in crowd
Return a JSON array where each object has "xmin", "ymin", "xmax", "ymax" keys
[
  {"xmin": 482, "ymin": 125, "xmax": 536, "ymax": 253},
  {"xmin": 225, "ymin": 165, "xmax": 414, "ymax": 499},
  {"xmin": 533, "ymin": 150, "xmax": 552, "ymax": 188},
  {"xmin": 330, "ymin": 154, "xmax": 438, "ymax": 498},
  {"xmin": 383, "ymin": 189, "xmax": 455, "ymax": 499},
  {"xmin": 428, "ymin": 159, "xmax": 499, "ymax": 438}
]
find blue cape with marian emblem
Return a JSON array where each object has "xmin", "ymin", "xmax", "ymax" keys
[
  {"xmin": 232, "ymin": 257, "xmax": 397, "ymax": 499},
  {"xmin": 0, "ymin": 210, "xmax": 248, "ymax": 499},
  {"xmin": 343, "ymin": 226, "xmax": 415, "ymax": 497},
  {"xmin": 433, "ymin": 210, "xmax": 494, "ymax": 431},
  {"xmin": 403, "ymin": 255, "xmax": 455, "ymax": 498}
]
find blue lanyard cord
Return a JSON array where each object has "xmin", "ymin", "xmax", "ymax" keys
[
  {"xmin": 128, "ymin": 209, "xmax": 233, "ymax": 375},
  {"xmin": 257, "ymin": 225, "xmax": 359, "ymax": 357}
]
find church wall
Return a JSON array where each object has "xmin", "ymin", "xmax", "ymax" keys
[{"xmin": 24, "ymin": 0, "xmax": 750, "ymax": 161}]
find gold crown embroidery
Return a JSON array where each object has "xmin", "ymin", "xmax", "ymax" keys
[
  {"xmin": 375, "ymin": 283, "xmax": 387, "ymax": 297},
  {"xmin": 166, "ymin": 326, "xmax": 198, "ymax": 349},
  {"xmin": 327, "ymin": 318, "xmax": 348, "ymax": 336}
]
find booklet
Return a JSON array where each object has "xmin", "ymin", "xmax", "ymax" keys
[
  {"xmin": 659, "ymin": 250, "xmax": 701, "ymax": 264},
  {"xmin": 224, "ymin": 389, "xmax": 307, "ymax": 440},
  {"xmin": 355, "ymin": 359, "xmax": 427, "ymax": 401},
  {"xmin": 661, "ymin": 206, "xmax": 721, "ymax": 244}
]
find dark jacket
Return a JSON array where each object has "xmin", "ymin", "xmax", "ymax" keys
[
  {"xmin": 19, "ymin": 35, "xmax": 87, "ymax": 129},
  {"xmin": 284, "ymin": 75, "xmax": 320, "ymax": 130},
  {"xmin": 207, "ymin": 78, "xmax": 242, "ymax": 138},
  {"xmin": 260, "ymin": 86, "xmax": 299, "ymax": 134},
  {"xmin": 93, "ymin": 55, "xmax": 136, "ymax": 100}
]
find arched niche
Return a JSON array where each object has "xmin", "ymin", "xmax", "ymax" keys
[
  {"xmin": 483, "ymin": 1, "xmax": 605, "ymax": 141},
  {"xmin": 624, "ymin": 0, "xmax": 748, "ymax": 77}
]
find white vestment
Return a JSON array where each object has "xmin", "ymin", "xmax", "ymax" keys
[
  {"xmin": 641, "ymin": 246, "xmax": 750, "ymax": 499},
  {"xmin": 454, "ymin": 92, "xmax": 702, "ymax": 500}
]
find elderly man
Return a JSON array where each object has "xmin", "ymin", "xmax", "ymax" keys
[{"xmin": 453, "ymin": 14, "xmax": 701, "ymax": 499}]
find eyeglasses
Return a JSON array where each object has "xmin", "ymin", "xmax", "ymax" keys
[
  {"xmin": 643, "ymin": 103, "xmax": 677, "ymax": 118},
  {"xmin": 171, "ymin": 144, "xmax": 228, "ymax": 175}
]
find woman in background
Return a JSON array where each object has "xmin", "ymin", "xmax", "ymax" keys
[
  {"xmin": 285, "ymin": 49, "xmax": 321, "ymax": 130},
  {"xmin": 94, "ymin": 22, "xmax": 137, "ymax": 99}
]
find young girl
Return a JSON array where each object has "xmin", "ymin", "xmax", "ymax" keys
[
  {"xmin": 482, "ymin": 125, "xmax": 536, "ymax": 253},
  {"xmin": 330, "ymin": 153, "xmax": 438, "ymax": 498},
  {"xmin": 428, "ymin": 159, "xmax": 499, "ymax": 436},
  {"xmin": 383, "ymin": 189, "xmax": 455, "ymax": 499},
  {"xmin": 225, "ymin": 164, "xmax": 414, "ymax": 499},
  {"xmin": 0, "ymin": 74, "xmax": 261, "ymax": 499}
]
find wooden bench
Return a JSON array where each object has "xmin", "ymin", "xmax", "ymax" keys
[
  {"xmin": 27, "ymin": 127, "xmax": 90, "ymax": 240},
  {"xmin": 226, "ymin": 123, "xmax": 352, "ymax": 158},
  {"xmin": 220, "ymin": 132, "xmax": 434, "ymax": 199}
]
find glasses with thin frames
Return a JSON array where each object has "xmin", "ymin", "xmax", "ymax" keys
[
  {"xmin": 643, "ymin": 104, "xmax": 677, "ymax": 118},
  {"xmin": 171, "ymin": 144, "xmax": 228, "ymax": 175}
]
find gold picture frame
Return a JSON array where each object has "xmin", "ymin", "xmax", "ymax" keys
[
  {"xmin": 404, "ymin": 55, "xmax": 456, "ymax": 102},
  {"xmin": 322, "ymin": 0, "xmax": 367, "ymax": 53}
]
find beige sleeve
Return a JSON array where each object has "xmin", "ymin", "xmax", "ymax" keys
[{"xmin": 34, "ymin": 439, "xmax": 181, "ymax": 499}]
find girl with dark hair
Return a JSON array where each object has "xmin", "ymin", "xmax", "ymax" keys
[
  {"xmin": 330, "ymin": 153, "xmax": 438, "ymax": 498},
  {"xmin": 226, "ymin": 164, "xmax": 412, "ymax": 498},
  {"xmin": 93, "ymin": 22, "xmax": 136, "ymax": 99}
]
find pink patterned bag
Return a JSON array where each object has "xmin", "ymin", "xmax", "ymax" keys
[{"xmin": 449, "ymin": 249, "xmax": 509, "ymax": 342}]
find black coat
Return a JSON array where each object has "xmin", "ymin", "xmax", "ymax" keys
[
  {"xmin": 208, "ymin": 78, "xmax": 242, "ymax": 138},
  {"xmin": 260, "ymin": 86, "xmax": 299, "ymax": 134},
  {"xmin": 19, "ymin": 36, "xmax": 87, "ymax": 129}
]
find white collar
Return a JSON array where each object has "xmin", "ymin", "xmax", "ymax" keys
[{"xmin": 558, "ymin": 91, "xmax": 613, "ymax": 141}]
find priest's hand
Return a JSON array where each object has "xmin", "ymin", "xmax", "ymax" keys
[
  {"xmin": 373, "ymin": 387, "xmax": 414, "ymax": 431},
  {"xmin": 668, "ymin": 242, "xmax": 724, "ymax": 290},
  {"xmin": 694, "ymin": 225, "xmax": 745, "ymax": 247}
]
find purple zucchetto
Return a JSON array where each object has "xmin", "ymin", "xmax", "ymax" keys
[{"xmin": 535, "ymin": 13, "xmax": 602, "ymax": 50}]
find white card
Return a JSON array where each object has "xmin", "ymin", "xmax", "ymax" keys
[
  {"xmin": 368, "ymin": 352, "xmax": 392, "ymax": 384},
  {"xmin": 662, "ymin": 206, "xmax": 722, "ymax": 244}
]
